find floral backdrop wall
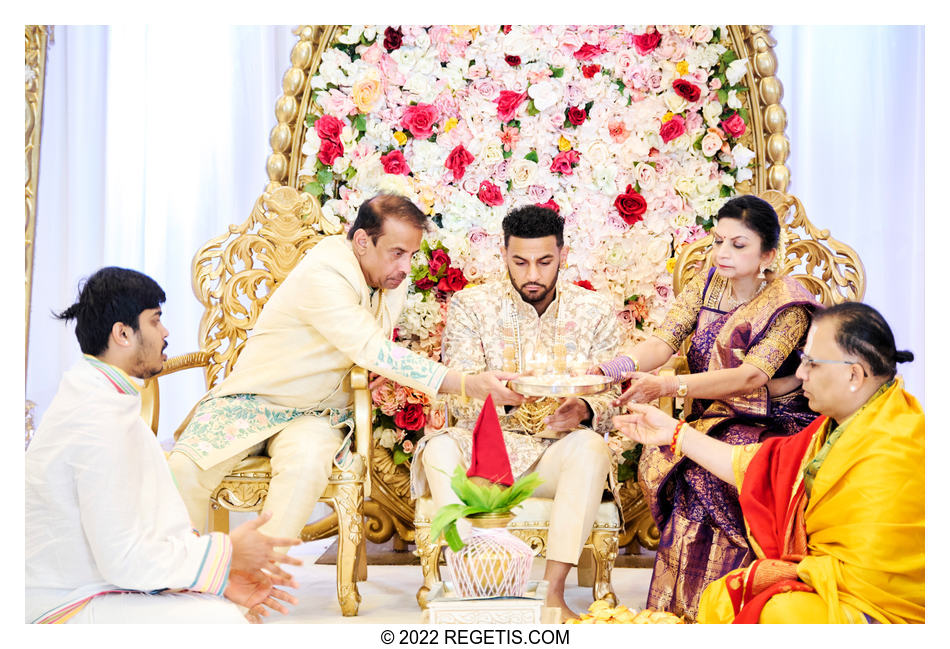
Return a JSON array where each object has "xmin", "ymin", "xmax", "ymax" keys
[{"xmin": 301, "ymin": 25, "xmax": 755, "ymax": 463}]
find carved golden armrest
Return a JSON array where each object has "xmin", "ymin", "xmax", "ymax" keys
[{"xmin": 140, "ymin": 351, "xmax": 214, "ymax": 436}]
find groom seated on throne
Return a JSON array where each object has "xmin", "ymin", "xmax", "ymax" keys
[{"xmin": 410, "ymin": 205, "xmax": 621, "ymax": 620}]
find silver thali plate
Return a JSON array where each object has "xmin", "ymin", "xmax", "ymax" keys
[{"xmin": 509, "ymin": 374, "xmax": 616, "ymax": 398}]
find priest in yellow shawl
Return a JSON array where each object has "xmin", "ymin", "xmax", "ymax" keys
[{"xmin": 613, "ymin": 302, "xmax": 923, "ymax": 623}]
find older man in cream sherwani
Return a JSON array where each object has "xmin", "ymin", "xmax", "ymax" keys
[{"xmin": 169, "ymin": 194, "xmax": 523, "ymax": 543}]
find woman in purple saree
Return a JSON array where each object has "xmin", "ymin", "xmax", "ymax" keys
[{"xmin": 596, "ymin": 196, "xmax": 820, "ymax": 621}]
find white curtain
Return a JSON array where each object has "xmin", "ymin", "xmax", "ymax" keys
[
  {"xmin": 772, "ymin": 25, "xmax": 924, "ymax": 401},
  {"xmin": 28, "ymin": 25, "xmax": 299, "ymax": 446},
  {"xmin": 27, "ymin": 25, "xmax": 926, "ymax": 445}
]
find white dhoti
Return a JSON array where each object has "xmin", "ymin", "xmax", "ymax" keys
[
  {"xmin": 417, "ymin": 427, "xmax": 611, "ymax": 564},
  {"xmin": 68, "ymin": 591, "xmax": 248, "ymax": 624}
]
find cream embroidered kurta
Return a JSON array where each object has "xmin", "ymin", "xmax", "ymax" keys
[
  {"xmin": 26, "ymin": 358, "xmax": 234, "ymax": 623},
  {"xmin": 411, "ymin": 280, "xmax": 621, "ymax": 496},
  {"xmin": 173, "ymin": 234, "xmax": 449, "ymax": 470}
]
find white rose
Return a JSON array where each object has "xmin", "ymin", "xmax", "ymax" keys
[
  {"xmin": 332, "ymin": 156, "xmax": 349, "ymax": 175},
  {"xmin": 301, "ymin": 129, "xmax": 320, "ymax": 156},
  {"xmin": 376, "ymin": 427, "xmax": 397, "ymax": 450},
  {"xmin": 673, "ymin": 211, "xmax": 693, "ymax": 227},
  {"xmin": 701, "ymin": 131, "xmax": 723, "ymax": 157},
  {"xmin": 503, "ymin": 28, "xmax": 534, "ymax": 56},
  {"xmin": 674, "ymin": 175, "xmax": 697, "ymax": 198},
  {"xmin": 731, "ymin": 143, "xmax": 756, "ymax": 169},
  {"xmin": 727, "ymin": 89, "xmax": 742, "ymax": 110},
  {"xmin": 721, "ymin": 173, "xmax": 736, "ymax": 187},
  {"xmin": 692, "ymin": 25, "xmax": 713, "ymax": 43},
  {"xmin": 725, "ymin": 58, "xmax": 749, "ymax": 86},
  {"xmin": 405, "ymin": 73, "xmax": 434, "ymax": 100},
  {"xmin": 414, "ymin": 30, "xmax": 432, "ymax": 50},
  {"xmin": 645, "ymin": 236, "xmax": 671, "ymax": 265},
  {"xmin": 510, "ymin": 159, "xmax": 538, "ymax": 189},
  {"xmin": 703, "ymin": 100, "xmax": 724, "ymax": 125},
  {"xmin": 664, "ymin": 91, "xmax": 688, "ymax": 114},
  {"xmin": 336, "ymin": 25, "xmax": 363, "ymax": 44},
  {"xmin": 619, "ymin": 134, "xmax": 651, "ymax": 162},
  {"xmin": 634, "ymin": 163, "xmax": 659, "ymax": 191},
  {"xmin": 480, "ymin": 140, "xmax": 504, "ymax": 166},
  {"xmin": 527, "ymin": 80, "xmax": 563, "ymax": 112},
  {"xmin": 582, "ymin": 139, "xmax": 610, "ymax": 167}
]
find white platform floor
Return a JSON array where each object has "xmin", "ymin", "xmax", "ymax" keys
[{"xmin": 270, "ymin": 538, "xmax": 653, "ymax": 624}]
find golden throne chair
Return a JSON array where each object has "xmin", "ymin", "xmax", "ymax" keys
[
  {"xmin": 657, "ymin": 188, "xmax": 867, "ymax": 416},
  {"xmin": 139, "ymin": 186, "xmax": 372, "ymax": 616}
]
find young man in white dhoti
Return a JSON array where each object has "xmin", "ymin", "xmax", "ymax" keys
[
  {"xmin": 26, "ymin": 267, "xmax": 301, "ymax": 624},
  {"xmin": 411, "ymin": 205, "xmax": 620, "ymax": 620},
  {"xmin": 168, "ymin": 194, "xmax": 524, "ymax": 547}
]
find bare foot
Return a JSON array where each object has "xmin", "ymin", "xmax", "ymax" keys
[{"xmin": 545, "ymin": 596, "xmax": 580, "ymax": 622}]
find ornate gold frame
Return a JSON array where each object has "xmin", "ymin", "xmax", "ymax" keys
[{"xmin": 25, "ymin": 26, "xmax": 51, "ymax": 448}]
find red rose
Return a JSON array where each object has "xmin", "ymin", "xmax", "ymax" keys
[
  {"xmin": 445, "ymin": 144, "xmax": 475, "ymax": 180},
  {"xmin": 505, "ymin": 55, "xmax": 521, "ymax": 66},
  {"xmin": 566, "ymin": 106, "xmax": 587, "ymax": 126},
  {"xmin": 536, "ymin": 199, "xmax": 560, "ymax": 213},
  {"xmin": 659, "ymin": 115, "xmax": 686, "ymax": 143},
  {"xmin": 574, "ymin": 280, "xmax": 595, "ymax": 291},
  {"xmin": 550, "ymin": 150, "xmax": 580, "ymax": 175},
  {"xmin": 634, "ymin": 31, "xmax": 661, "ymax": 55},
  {"xmin": 395, "ymin": 402, "xmax": 426, "ymax": 431},
  {"xmin": 415, "ymin": 276, "xmax": 436, "ymax": 291},
  {"xmin": 380, "ymin": 150, "xmax": 410, "ymax": 175},
  {"xmin": 429, "ymin": 248, "xmax": 450, "ymax": 276},
  {"xmin": 672, "ymin": 79, "xmax": 701, "ymax": 102},
  {"xmin": 582, "ymin": 64, "xmax": 601, "ymax": 78},
  {"xmin": 721, "ymin": 113, "xmax": 747, "ymax": 138},
  {"xmin": 501, "ymin": 25, "xmax": 512, "ymax": 34},
  {"xmin": 318, "ymin": 138, "xmax": 343, "ymax": 166},
  {"xmin": 437, "ymin": 267, "xmax": 467, "ymax": 292},
  {"xmin": 615, "ymin": 184, "xmax": 648, "ymax": 226},
  {"xmin": 400, "ymin": 103, "xmax": 440, "ymax": 139},
  {"xmin": 495, "ymin": 90, "xmax": 527, "ymax": 123},
  {"xmin": 574, "ymin": 43, "xmax": 604, "ymax": 60},
  {"xmin": 315, "ymin": 114, "xmax": 345, "ymax": 143},
  {"xmin": 383, "ymin": 26, "xmax": 403, "ymax": 52},
  {"xmin": 477, "ymin": 180, "xmax": 504, "ymax": 206}
]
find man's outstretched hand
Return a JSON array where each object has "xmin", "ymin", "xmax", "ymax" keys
[{"xmin": 229, "ymin": 511, "xmax": 304, "ymax": 575}]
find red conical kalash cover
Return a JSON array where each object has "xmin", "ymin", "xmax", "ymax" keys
[{"xmin": 466, "ymin": 394, "xmax": 515, "ymax": 486}]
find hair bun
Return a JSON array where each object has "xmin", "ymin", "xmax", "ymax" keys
[{"xmin": 895, "ymin": 350, "xmax": 915, "ymax": 363}]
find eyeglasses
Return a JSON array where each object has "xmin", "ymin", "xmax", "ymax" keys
[{"xmin": 797, "ymin": 350, "xmax": 867, "ymax": 376}]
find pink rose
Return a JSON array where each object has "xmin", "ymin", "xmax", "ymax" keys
[
  {"xmin": 444, "ymin": 144, "xmax": 475, "ymax": 180},
  {"xmin": 633, "ymin": 31, "xmax": 661, "ymax": 55},
  {"xmin": 550, "ymin": 150, "xmax": 580, "ymax": 175},
  {"xmin": 527, "ymin": 184, "xmax": 552, "ymax": 203},
  {"xmin": 477, "ymin": 180, "xmax": 504, "ymax": 206},
  {"xmin": 402, "ymin": 440, "xmax": 415, "ymax": 454},
  {"xmin": 709, "ymin": 77, "xmax": 722, "ymax": 91},
  {"xmin": 495, "ymin": 90, "xmax": 528, "ymax": 123},
  {"xmin": 315, "ymin": 114, "xmax": 345, "ymax": 143},
  {"xmin": 692, "ymin": 25, "xmax": 713, "ymax": 44},
  {"xmin": 721, "ymin": 113, "xmax": 747, "ymax": 138},
  {"xmin": 380, "ymin": 150, "xmax": 410, "ymax": 175},
  {"xmin": 372, "ymin": 380, "xmax": 408, "ymax": 416},
  {"xmin": 318, "ymin": 138, "xmax": 343, "ymax": 166},
  {"xmin": 400, "ymin": 103, "xmax": 440, "ymax": 139},
  {"xmin": 659, "ymin": 115, "xmax": 686, "ymax": 143}
]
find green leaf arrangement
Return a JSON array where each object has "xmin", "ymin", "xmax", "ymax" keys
[{"xmin": 429, "ymin": 466, "xmax": 543, "ymax": 552}]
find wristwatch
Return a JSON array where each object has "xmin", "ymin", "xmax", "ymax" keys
[{"xmin": 676, "ymin": 376, "xmax": 688, "ymax": 398}]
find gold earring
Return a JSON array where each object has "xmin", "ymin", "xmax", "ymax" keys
[{"xmin": 757, "ymin": 266, "xmax": 766, "ymax": 279}]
